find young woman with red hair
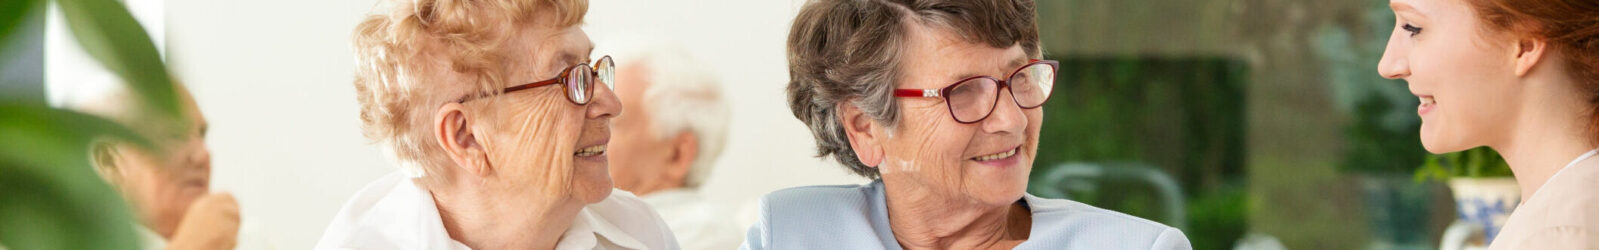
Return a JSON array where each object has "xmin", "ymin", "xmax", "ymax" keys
[{"xmin": 1378, "ymin": 0, "xmax": 1599, "ymax": 248}]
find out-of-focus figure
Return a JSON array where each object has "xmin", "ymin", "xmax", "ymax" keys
[
  {"xmin": 45, "ymin": 0, "xmax": 268, "ymax": 248},
  {"xmin": 606, "ymin": 44, "xmax": 741, "ymax": 250}
]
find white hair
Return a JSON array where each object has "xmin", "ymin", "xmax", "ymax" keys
[{"xmin": 619, "ymin": 44, "xmax": 730, "ymax": 188}]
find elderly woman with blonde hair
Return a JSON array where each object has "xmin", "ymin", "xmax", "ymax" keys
[{"xmin": 314, "ymin": 0, "xmax": 677, "ymax": 249}]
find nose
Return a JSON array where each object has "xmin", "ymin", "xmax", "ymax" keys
[
  {"xmin": 982, "ymin": 88, "xmax": 1028, "ymax": 135},
  {"xmin": 587, "ymin": 82, "xmax": 622, "ymax": 119},
  {"xmin": 189, "ymin": 137, "xmax": 212, "ymax": 173},
  {"xmin": 1378, "ymin": 32, "xmax": 1411, "ymax": 79}
]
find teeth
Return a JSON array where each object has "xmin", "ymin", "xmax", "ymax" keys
[
  {"xmin": 972, "ymin": 148, "xmax": 1018, "ymax": 161},
  {"xmin": 574, "ymin": 145, "xmax": 606, "ymax": 157},
  {"xmin": 1420, "ymin": 96, "xmax": 1435, "ymax": 105}
]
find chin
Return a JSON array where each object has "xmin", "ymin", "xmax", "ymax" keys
[
  {"xmin": 570, "ymin": 169, "xmax": 614, "ymax": 204},
  {"xmin": 970, "ymin": 175, "xmax": 1030, "ymax": 206},
  {"xmin": 1419, "ymin": 122, "xmax": 1475, "ymax": 154}
]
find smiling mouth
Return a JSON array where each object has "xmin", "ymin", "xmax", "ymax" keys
[
  {"xmin": 1419, "ymin": 95, "xmax": 1435, "ymax": 106},
  {"xmin": 574, "ymin": 144, "xmax": 607, "ymax": 157},
  {"xmin": 970, "ymin": 147, "xmax": 1019, "ymax": 161}
]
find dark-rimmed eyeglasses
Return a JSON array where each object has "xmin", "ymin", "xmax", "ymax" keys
[{"xmin": 892, "ymin": 59, "xmax": 1060, "ymax": 124}]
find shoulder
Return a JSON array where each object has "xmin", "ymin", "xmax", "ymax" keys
[
  {"xmin": 762, "ymin": 183, "xmax": 879, "ymax": 210},
  {"xmin": 755, "ymin": 183, "xmax": 881, "ymax": 225},
  {"xmin": 314, "ymin": 172, "xmax": 418, "ymax": 249},
  {"xmin": 1021, "ymin": 195, "xmax": 1191, "ymax": 249},
  {"xmin": 742, "ymin": 183, "xmax": 885, "ymax": 249},
  {"xmin": 1501, "ymin": 164, "xmax": 1599, "ymax": 234},
  {"xmin": 585, "ymin": 189, "xmax": 680, "ymax": 249}
]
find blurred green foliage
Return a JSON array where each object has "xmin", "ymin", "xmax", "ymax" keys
[
  {"xmin": 1029, "ymin": 56, "xmax": 1250, "ymax": 249},
  {"xmin": 0, "ymin": 0, "xmax": 182, "ymax": 248},
  {"xmin": 1415, "ymin": 147, "xmax": 1515, "ymax": 183}
]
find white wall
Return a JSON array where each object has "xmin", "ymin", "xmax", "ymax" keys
[{"xmin": 165, "ymin": 0, "xmax": 863, "ymax": 248}]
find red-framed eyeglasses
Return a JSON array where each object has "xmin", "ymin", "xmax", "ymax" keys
[
  {"xmin": 455, "ymin": 55, "xmax": 616, "ymax": 105},
  {"xmin": 892, "ymin": 59, "xmax": 1060, "ymax": 124}
]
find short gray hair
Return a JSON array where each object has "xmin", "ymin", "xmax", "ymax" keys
[
  {"xmin": 624, "ymin": 45, "xmax": 730, "ymax": 188},
  {"xmin": 785, "ymin": 0, "xmax": 1040, "ymax": 179}
]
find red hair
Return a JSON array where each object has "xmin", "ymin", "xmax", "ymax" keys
[{"xmin": 1466, "ymin": 0, "xmax": 1599, "ymax": 141}]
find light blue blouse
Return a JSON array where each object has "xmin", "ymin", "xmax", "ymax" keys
[{"xmin": 740, "ymin": 180, "xmax": 1192, "ymax": 250}]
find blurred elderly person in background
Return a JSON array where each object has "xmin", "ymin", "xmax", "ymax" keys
[
  {"xmin": 742, "ymin": 0, "xmax": 1192, "ymax": 249},
  {"xmin": 51, "ymin": 85, "xmax": 261, "ymax": 250},
  {"xmin": 606, "ymin": 45, "xmax": 741, "ymax": 250},
  {"xmin": 314, "ymin": 0, "xmax": 677, "ymax": 249},
  {"xmin": 46, "ymin": 1, "xmax": 266, "ymax": 247}
]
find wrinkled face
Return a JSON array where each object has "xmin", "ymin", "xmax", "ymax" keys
[
  {"xmin": 875, "ymin": 24, "xmax": 1041, "ymax": 207},
  {"xmin": 109, "ymin": 92, "xmax": 211, "ymax": 238},
  {"xmin": 606, "ymin": 63, "xmax": 674, "ymax": 195},
  {"xmin": 1379, "ymin": 0, "xmax": 1522, "ymax": 153},
  {"xmin": 472, "ymin": 23, "xmax": 619, "ymax": 205}
]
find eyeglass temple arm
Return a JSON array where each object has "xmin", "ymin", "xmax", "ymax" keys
[{"xmin": 893, "ymin": 89, "xmax": 940, "ymax": 98}]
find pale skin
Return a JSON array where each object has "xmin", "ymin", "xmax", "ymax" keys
[
  {"xmin": 839, "ymin": 22, "xmax": 1039, "ymax": 250},
  {"xmin": 424, "ymin": 18, "xmax": 622, "ymax": 250},
  {"xmin": 607, "ymin": 62, "xmax": 698, "ymax": 195},
  {"xmin": 89, "ymin": 88, "xmax": 241, "ymax": 250},
  {"xmin": 1380, "ymin": 0, "xmax": 1594, "ymax": 201}
]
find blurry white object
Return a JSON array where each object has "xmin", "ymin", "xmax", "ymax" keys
[
  {"xmin": 1442, "ymin": 177, "xmax": 1519, "ymax": 248},
  {"xmin": 642, "ymin": 189, "xmax": 744, "ymax": 250},
  {"xmin": 44, "ymin": 0, "xmax": 165, "ymax": 107},
  {"xmin": 1440, "ymin": 220, "xmax": 1488, "ymax": 250},
  {"xmin": 1231, "ymin": 232, "xmax": 1286, "ymax": 250}
]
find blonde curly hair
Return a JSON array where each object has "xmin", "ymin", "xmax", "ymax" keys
[{"xmin": 351, "ymin": 0, "xmax": 587, "ymax": 177}]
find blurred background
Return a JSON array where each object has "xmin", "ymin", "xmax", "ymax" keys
[{"xmin": 1, "ymin": 0, "xmax": 1470, "ymax": 249}]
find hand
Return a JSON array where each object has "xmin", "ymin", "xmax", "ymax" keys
[{"xmin": 166, "ymin": 193, "xmax": 240, "ymax": 250}]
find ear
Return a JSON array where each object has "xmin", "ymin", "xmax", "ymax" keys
[
  {"xmin": 88, "ymin": 139, "xmax": 123, "ymax": 183},
  {"xmin": 837, "ymin": 102, "xmax": 885, "ymax": 168},
  {"xmin": 664, "ymin": 131, "xmax": 698, "ymax": 185},
  {"xmin": 434, "ymin": 103, "xmax": 493, "ymax": 178},
  {"xmin": 1513, "ymin": 37, "xmax": 1550, "ymax": 77}
]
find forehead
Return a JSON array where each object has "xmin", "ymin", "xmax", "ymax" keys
[
  {"xmin": 1391, "ymin": 0, "xmax": 1471, "ymax": 18},
  {"xmin": 898, "ymin": 22, "xmax": 1027, "ymax": 86},
  {"xmin": 506, "ymin": 24, "xmax": 594, "ymax": 78}
]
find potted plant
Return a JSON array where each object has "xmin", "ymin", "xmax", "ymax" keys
[{"xmin": 1415, "ymin": 146, "xmax": 1517, "ymax": 249}]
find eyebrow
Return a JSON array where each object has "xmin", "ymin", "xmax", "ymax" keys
[
  {"xmin": 946, "ymin": 57, "xmax": 1035, "ymax": 82},
  {"xmin": 1007, "ymin": 57, "xmax": 1028, "ymax": 69}
]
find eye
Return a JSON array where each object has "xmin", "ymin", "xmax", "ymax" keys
[{"xmin": 1402, "ymin": 24, "xmax": 1423, "ymax": 37}]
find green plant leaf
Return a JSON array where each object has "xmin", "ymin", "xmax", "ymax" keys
[
  {"xmin": 54, "ymin": 0, "xmax": 181, "ymax": 119},
  {"xmin": 0, "ymin": 0, "xmax": 41, "ymax": 41},
  {"xmin": 0, "ymin": 104, "xmax": 143, "ymax": 250}
]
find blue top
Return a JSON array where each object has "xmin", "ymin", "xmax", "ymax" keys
[{"xmin": 740, "ymin": 180, "xmax": 1192, "ymax": 250}]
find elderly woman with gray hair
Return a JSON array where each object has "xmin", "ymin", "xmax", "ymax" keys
[
  {"xmin": 314, "ymin": 0, "xmax": 677, "ymax": 249},
  {"xmin": 741, "ymin": 0, "xmax": 1192, "ymax": 249}
]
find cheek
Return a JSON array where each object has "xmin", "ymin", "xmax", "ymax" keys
[
  {"xmin": 1416, "ymin": 41, "xmax": 1517, "ymax": 152},
  {"xmin": 486, "ymin": 99, "xmax": 586, "ymax": 192}
]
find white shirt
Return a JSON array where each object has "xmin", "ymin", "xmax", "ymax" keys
[
  {"xmin": 641, "ymin": 189, "xmax": 745, "ymax": 250},
  {"xmin": 314, "ymin": 172, "xmax": 679, "ymax": 250},
  {"xmin": 135, "ymin": 218, "xmax": 275, "ymax": 250}
]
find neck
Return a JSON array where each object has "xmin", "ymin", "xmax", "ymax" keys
[
  {"xmin": 1494, "ymin": 77, "xmax": 1595, "ymax": 201},
  {"xmin": 882, "ymin": 181, "xmax": 1030, "ymax": 250},
  {"xmin": 429, "ymin": 180, "xmax": 582, "ymax": 250}
]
